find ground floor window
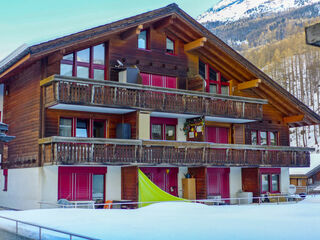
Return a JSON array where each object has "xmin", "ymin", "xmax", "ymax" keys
[
  {"xmin": 58, "ymin": 167, "xmax": 107, "ymax": 202},
  {"xmin": 260, "ymin": 168, "xmax": 280, "ymax": 193}
]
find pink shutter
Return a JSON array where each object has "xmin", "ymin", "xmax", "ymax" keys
[
  {"xmin": 141, "ymin": 73, "xmax": 151, "ymax": 86},
  {"xmin": 165, "ymin": 76, "xmax": 177, "ymax": 89},
  {"xmin": 151, "ymin": 74, "xmax": 164, "ymax": 87},
  {"xmin": 58, "ymin": 170, "xmax": 73, "ymax": 200},
  {"xmin": 75, "ymin": 172, "xmax": 91, "ymax": 201},
  {"xmin": 206, "ymin": 127, "xmax": 217, "ymax": 143},
  {"xmin": 218, "ymin": 128, "xmax": 229, "ymax": 144}
]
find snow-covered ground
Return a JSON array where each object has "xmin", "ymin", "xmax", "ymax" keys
[{"xmin": 0, "ymin": 196, "xmax": 319, "ymax": 240}]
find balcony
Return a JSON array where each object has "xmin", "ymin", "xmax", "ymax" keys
[
  {"xmin": 40, "ymin": 75, "xmax": 267, "ymax": 121},
  {"xmin": 38, "ymin": 137, "xmax": 311, "ymax": 167}
]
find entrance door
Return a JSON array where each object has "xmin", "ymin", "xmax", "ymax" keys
[
  {"xmin": 206, "ymin": 126, "xmax": 229, "ymax": 144},
  {"xmin": 140, "ymin": 167, "xmax": 178, "ymax": 196},
  {"xmin": 207, "ymin": 168, "xmax": 230, "ymax": 200}
]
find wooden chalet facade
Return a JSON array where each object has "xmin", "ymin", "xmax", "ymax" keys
[{"xmin": 0, "ymin": 4, "xmax": 319, "ymax": 209}]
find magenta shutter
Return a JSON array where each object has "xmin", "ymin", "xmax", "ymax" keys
[
  {"xmin": 151, "ymin": 74, "xmax": 164, "ymax": 87},
  {"xmin": 207, "ymin": 168, "xmax": 230, "ymax": 200},
  {"xmin": 141, "ymin": 73, "xmax": 151, "ymax": 86},
  {"xmin": 206, "ymin": 127, "xmax": 217, "ymax": 143},
  {"xmin": 218, "ymin": 127, "xmax": 229, "ymax": 144},
  {"xmin": 58, "ymin": 170, "xmax": 73, "ymax": 200},
  {"xmin": 75, "ymin": 172, "xmax": 92, "ymax": 200},
  {"xmin": 165, "ymin": 76, "xmax": 177, "ymax": 89},
  {"xmin": 206, "ymin": 127, "xmax": 229, "ymax": 144},
  {"xmin": 140, "ymin": 167, "xmax": 178, "ymax": 196}
]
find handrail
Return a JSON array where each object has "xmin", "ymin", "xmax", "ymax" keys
[
  {"xmin": 38, "ymin": 136, "xmax": 315, "ymax": 152},
  {"xmin": 0, "ymin": 214, "xmax": 98, "ymax": 240},
  {"xmin": 40, "ymin": 74, "xmax": 268, "ymax": 105}
]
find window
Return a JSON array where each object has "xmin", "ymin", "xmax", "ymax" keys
[
  {"xmin": 76, "ymin": 119, "xmax": 89, "ymax": 138},
  {"xmin": 261, "ymin": 174, "xmax": 269, "ymax": 193},
  {"xmin": 166, "ymin": 37, "xmax": 174, "ymax": 54},
  {"xmin": 251, "ymin": 131, "xmax": 278, "ymax": 145},
  {"xmin": 260, "ymin": 169, "xmax": 280, "ymax": 193},
  {"xmin": 150, "ymin": 117, "xmax": 177, "ymax": 140},
  {"xmin": 199, "ymin": 60, "xmax": 229, "ymax": 95},
  {"xmin": 93, "ymin": 120, "xmax": 105, "ymax": 138},
  {"xmin": 58, "ymin": 167, "xmax": 107, "ymax": 201},
  {"xmin": 151, "ymin": 124, "xmax": 162, "ymax": 140},
  {"xmin": 92, "ymin": 174, "xmax": 104, "ymax": 201},
  {"xmin": 59, "ymin": 118, "xmax": 72, "ymax": 137},
  {"xmin": 60, "ymin": 44, "xmax": 105, "ymax": 80},
  {"xmin": 138, "ymin": 30, "xmax": 148, "ymax": 49}
]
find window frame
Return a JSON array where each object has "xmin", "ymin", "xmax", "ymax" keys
[
  {"xmin": 260, "ymin": 168, "xmax": 281, "ymax": 194},
  {"xmin": 150, "ymin": 117, "xmax": 177, "ymax": 141},
  {"xmin": 60, "ymin": 44, "xmax": 106, "ymax": 80},
  {"xmin": 199, "ymin": 59, "xmax": 229, "ymax": 94},
  {"xmin": 59, "ymin": 117, "xmax": 107, "ymax": 138},
  {"xmin": 165, "ymin": 36, "xmax": 175, "ymax": 55},
  {"xmin": 251, "ymin": 130, "xmax": 278, "ymax": 146},
  {"xmin": 138, "ymin": 29, "xmax": 150, "ymax": 50}
]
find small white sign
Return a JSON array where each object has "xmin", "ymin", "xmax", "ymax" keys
[{"xmin": 189, "ymin": 132, "xmax": 194, "ymax": 138}]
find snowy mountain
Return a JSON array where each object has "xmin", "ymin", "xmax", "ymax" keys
[{"xmin": 198, "ymin": 0, "xmax": 320, "ymax": 23}]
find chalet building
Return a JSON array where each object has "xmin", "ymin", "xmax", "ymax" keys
[{"xmin": 0, "ymin": 4, "xmax": 319, "ymax": 210}]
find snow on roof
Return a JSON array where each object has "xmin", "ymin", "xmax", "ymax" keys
[{"xmin": 290, "ymin": 153, "xmax": 320, "ymax": 176}]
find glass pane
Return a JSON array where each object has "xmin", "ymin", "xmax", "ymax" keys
[
  {"xmin": 93, "ymin": 69, "xmax": 105, "ymax": 80},
  {"xmin": 60, "ymin": 64, "xmax": 73, "ymax": 76},
  {"xmin": 209, "ymin": 68, "xmax": 218, "ymax": 81},
  {"xmin": 251, "ymin": 131, "xmax": 257, "ymax": 145},
  {"xmin": 76, "ymin": 119, "xmax": 88, "ymax": 138},
  {"xmin": 77, "ymin": 66, "xmax": 89, "ymax": 78},
  {"xmin": 59, "ymin": 118, "xmax": 72, "ymax": 137},
  {"xmin": 93, "ymin": 44, "xmax": 105, "ymax": 65},
  {"xmin": 93, "ymin": 121, "xmax": 105, "ymax": 138},
  {"xmin": 165, "ymin": 125, "xmax": 176, "ymax": 140},
  {"xmin": 260, "ymin": 131, "xmax": 267, "ymax": 145},
  {"xmin": 270, "ymin": 132, "xmax": 277, "ymax": 145},
  {"xmin": 77, "ymin": 48, "xmax": 90, "ymax": 62},
  {"xmin": 210, "ymin": 84, "xmax": 217, "ymax": 94},
  {"xmin": 199, "ymin": 60, "xmax": 206, "ymax": 79},
  {"xmin": 151, "ymin": 124, "xmax": 162, "ymax": 140},
  {"xmin": 262, "ymin": 174, "xmax": 269, "ymax": 192},
  {"xmin": 272, "ymin": 174, "xmax": 279, "ymax": 192},
  {"xmin": 92, "ymin": 175, "xmax": 104, "ymax": 201},
  {"xmin": 221, "ymin": 85, "xmax": 229, "ymax": 95},
  {"xmin": 138, "ymin": 30, "xmax": 147, "ymax": 49},
  {"xmin": 63, "ymin": 53, "xmax": 73, "ymax": 61},
  {"xmin": 166, "ymin": 37, "xmax": 174, "ymax": 54}
]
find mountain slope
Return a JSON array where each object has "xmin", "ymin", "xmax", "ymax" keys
[{"xmin": 198, "ymin": 0, "xmax": 319, "ymax": 24}]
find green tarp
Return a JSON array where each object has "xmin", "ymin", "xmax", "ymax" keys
[{"xmin": 138, "ymin": 169, "xmax": 188, "ymax": 207}]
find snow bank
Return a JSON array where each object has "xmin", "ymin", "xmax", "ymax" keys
[{"xmin": 0, "ymin": 200, "xmax": 319, "ymax": 240}]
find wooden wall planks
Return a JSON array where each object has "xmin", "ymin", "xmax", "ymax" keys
[
  {"xmin": 3, "ymin": 61, "xmax": 42, "ymax": 167},
  {"xmin": 121, "ymin": 166, "xmax": 138, "ymax": 202}
]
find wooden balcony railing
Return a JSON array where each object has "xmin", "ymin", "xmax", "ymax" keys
[
  {"xmin": 40, "ymin": 75, "xmax": 267, "ymax": 120},
  {"xmin": 38, "ymin": 137, "xmax": 312, "ymax": 167}
]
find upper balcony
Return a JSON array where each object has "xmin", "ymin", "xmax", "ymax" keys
[
  {"xmin": 36, "ymin": 137, "xmax": 311, "ymax": 168},
  {"xmin": 40, "ymin": 75, "xmax": 267, "ymax": 121}
]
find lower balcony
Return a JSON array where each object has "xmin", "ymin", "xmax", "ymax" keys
[{"xmin": 38, "ymin": 137, "xmax": 311, "ymax": 167}]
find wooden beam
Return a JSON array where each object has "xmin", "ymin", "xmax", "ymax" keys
[
  {"xmin": 283, "ymin": 115, "xmax": 305, "ymax": 124},
  {"xmin": 153, "ymin": 16, "xmax": 175, "ymax": 31},
  {"xmin": 120, "ymin": 24, "xmax": 143, "ymax": 41},
  {"xmin": 234, "ymin": 79, "xmax": 261, "ymax": 91},
  {"xmin": 0, "ymin": 53, "xmax": 31, "ymax": 79},
  {"xmin": 184, "ymin": 37, "xmax": 207, "ymax": 52}
]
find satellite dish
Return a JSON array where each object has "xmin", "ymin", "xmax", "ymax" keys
[{"xmin": 288, "ymin": 184, "xmax": 296, "ymax": 195}]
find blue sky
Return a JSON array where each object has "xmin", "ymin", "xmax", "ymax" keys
[{"xmin": 0, "ymin": 0, "xmax": 219, "ymax": 61}]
